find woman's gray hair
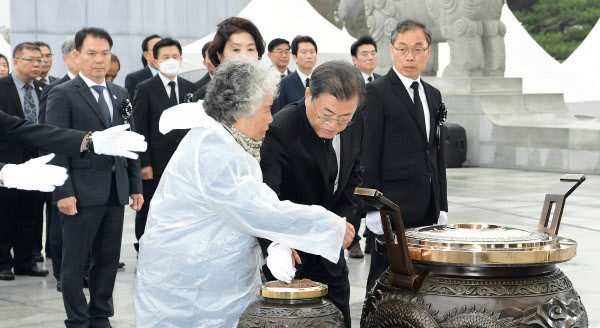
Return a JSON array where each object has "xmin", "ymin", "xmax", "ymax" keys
[{"xmin": 203, "ymin": 57, "xmax": 280, "ymax": 125}]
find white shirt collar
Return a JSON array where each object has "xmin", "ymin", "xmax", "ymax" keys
[
  {"xmin": 79, "ymin": 72, "xmax": 107, "ymax": 88},
  {"xmin": 360, "ymin": 70, "xmax": 374, "ymax": 83},
  {"xmin": 296, "ymin": 70, "xmax": 311, "ymax": 87},
  {"xmin": 67, "ymin": 71, "xmax": 76, "ymax": 80},
  {"xmin": 393, "ymin": 65, "xmax": 421, "ymax": 91},
  {"xmin": 159, "ymin": 72, "xmax": 177, "ymax": 88}
]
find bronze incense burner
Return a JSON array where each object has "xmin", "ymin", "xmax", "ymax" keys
[{"xmin": 356, "ymin": 174, "xmax": 588, "ymax": 327}]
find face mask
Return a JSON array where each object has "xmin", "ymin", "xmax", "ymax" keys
[{"xmin": 159, "ymin": 58, "xmax": 181, "ymax": 76}]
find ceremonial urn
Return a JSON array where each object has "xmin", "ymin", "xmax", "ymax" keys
[
  {"xmin": 356, "ymin": 174, "xmax": 588, "ymax": 328},
  {"xmin": 238, "ymin": 280, "xmax": 344, "ymax": 328}
]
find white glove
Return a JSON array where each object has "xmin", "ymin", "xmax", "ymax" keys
[
  {"xmin": 438, "ymin": 211, "xmax": 448, "ymax": 225},
  {"xmin": 366, "ymin": 211, "xmax": 384, "ymax": 235},
  {"xmin": 1, "ymin": 154, "xmax": 68, "ymax": 192},
  {"xmin": 266, "ymin": 243, "xmax": 296, "ymax": 283},
  {"xmin": 92, "ymin": 124, "xmax": 147, "ymax": 159}
]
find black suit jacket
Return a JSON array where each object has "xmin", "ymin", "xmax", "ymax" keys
[
  {"xmin": 0, "ymin": 75, "xmax": 43, "ymax": 165},
  {"xmin": 39, "ymin": 74, "xmax": 70, "ymax": 124},
  {"xmin": 362, "ymin": 68, "xmax": 447, "ymax": 228},
  {"xmin": 0, "ymin": 110, "xmax": 85, "ymax": 171},
  {"xmin": 132, "ymin": 74, "xmax": 196, "ymax": 177},
  {"xmin": 193, "ymin": 73, "xmax": 211, "ymax": 90},
  {"xmin": 124, "ymin": 66, "xmax": 153, "ymax": 100},
  {"xmin": 259, "ymin": 98, "xmax": 364, "ymax": 277},
  {"xmin": 276, "ymin": 71, "xmax": 306, "ymax": 110},
  {"xmin": 46, "ymin": 75, "xmax": 142, "ymax": 206}
]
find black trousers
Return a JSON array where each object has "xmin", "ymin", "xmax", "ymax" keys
[
  {"xmin": 264, "ymin": 257, "xmax": 352, "ymax": 328},
  {"xmin": 34, "ymin": 192, "xmax": 54, "ymax": 255},
  {"xmin": 134, "ymin": 178, "xmax": 158, "ymax": 250},
  {"xmin": 365, "ymin": 185, "xmax": 437, "ymax": 294},
  {"xmin": 49, "ymin": 204, "xmax": 62, "ymax": 281},
  {"xmin": 348, "ymin": 201, "xmax": 362, "ymax": 247},
  {"xmin": 0, "ymin": 188, "xmax": 44, "ymax": 271},
  {"xmin": 61, "ymin": 178, "xmax": 124, "ymax": 328}
]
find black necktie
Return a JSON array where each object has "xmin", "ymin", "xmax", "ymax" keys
[
  {"xmin": 305, "ymin": 77, "xmax": 310, "ymax": 88},
  {"xmin": 40, "ymin": 78, "xmax": 48, "ymax": 87},
  {"xmin": 367, "ymin": 76, "xmax": 373, "ymax": 83},
  {"xmin": 91, "ymin": 85, "xmax": 111, "ymax": 126},
  {"xmin": 168, "ymin": 81, "xmax": 177, "ymax": 106},
  {"xmin": 410, "ymin": 81, "xmax": 426, "ymax": 138},
  {"xmin": 324, "ymin": 138, "xmax": 338, "ymax": 195},
  {"xmin": 280, "ymin": 74, "xmax": 285, "ymax": 78}
]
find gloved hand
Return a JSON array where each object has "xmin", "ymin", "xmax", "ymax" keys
[
  {"xmin": 266, "ymin": 243, "xmax": 296, "ymax": 283},
  {"xmin": 1, "ymin": 154, "xmax": 67, "ymax": 192},
  {"xmin": 92, "ymin": 124, "xmax": 147, "ymax": 159},
  {"xmin": 438, "ymin": 211, "xmax": 448, "ymax": 225}
]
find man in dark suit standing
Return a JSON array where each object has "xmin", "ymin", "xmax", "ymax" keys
[
  {"xmin": 46, "ymin": 27, "xmax": 143, "ymax": 328},
  {"xmin": 276, "ymin": 35, "xmax": 317, "ymax": 109},
  {"xmin": 267, "ymin": 38, "xmax": 291, "ymax": 77},
  {"xmin": 362, "ymin": 19, "xmax": 448, "ymax": 293},
  {"xmin": 193, "ymin": 42, "xmax": 214, "ymax": 90},
  {"xmin": 34, "ymin": 41, "xmax": 58, "ymax": 86},
  {"xmin": 347, "ymin": 35, "xmax": 381, "ymax": 259},
  {"xmin": 0, "ymin": 42, "xmax": 49, "ymax": 281},
  {"xmin": 124, "ymin": 34, "xmax": 161, "ymax": 100},
  {"xmin": 132, "ymin": 37, "xmax": 195, "ymax": 251},
  {"xmin": 260, "ymin": 61, "xmax": 364, "ymax": 328}
]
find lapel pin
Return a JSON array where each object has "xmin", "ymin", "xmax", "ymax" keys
[{"xmin": 113, "ymin": 95, "xmax": 117, "ymax": 99}]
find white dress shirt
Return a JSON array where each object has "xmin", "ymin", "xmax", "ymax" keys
[
  {"xmin": 159, "ymin": 73, "xmax": 179, "ymax": 104},
  {"xmin": 332, "ymin": 134, "xmax": 340, "ymax": 193},
  {"xmin": 360, "ymin": 71, "xmax": 375, "ymax": 84},
  {"xmin": 67, "ymin": 71, "xmax": 76, "ymax": 80},
  {"xmin": 79, "ymin": 73, "xmax": 113, "ymax": 121},
  {"xmin": 296, "ymin": 70, "xmax": 311, "ymax": 88}
]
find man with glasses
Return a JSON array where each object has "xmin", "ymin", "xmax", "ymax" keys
[
  {"xmin": 34, "ymin": 41, "xmax": 57, "ymax": 86},
  {"xmin": 132, "ymin": 37, "xmax": 196, "ymax": 252},
  {"xmin": 259, "ymin": 61, "xmax": 364, "ymax": 328},
  {"xmin": 267, "ymin": 38, "xmax": 291, "ymax": 77},
  {"xmin": 361, "ymin": 19, "xmax": 448, "ymax": 293},
  {"xmin": 276, "ymin": 35, "xmax": 318, "ymax": 109},
  {"xmin": 0, "ymin": 42, "xmax": 49, "ymax": 280}
]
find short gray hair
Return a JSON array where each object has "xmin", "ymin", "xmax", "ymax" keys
[
  {"xmin": 390, "ymin": 19, "xmax": 432, "ymax": 47},
  {"xmin": 61, "ymin": 36, "xmax": 76, "ymax": 55},
  {"xmin": 309, "ymin": 60, "xmax": 365, "ymax": 109},
  {"xmin": 204, "ymin": 57, "xmax": 280, "ymax": 125}
]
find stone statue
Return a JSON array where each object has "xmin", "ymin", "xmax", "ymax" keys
[{"xmin": 338, "ymin": 0, "xmax": 506, "ymax": 77}]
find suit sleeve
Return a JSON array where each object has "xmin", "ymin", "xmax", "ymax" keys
[
  {"xmin": 38, "ymin": 84, "xmax": 51, "ymax": 124},
  {"xmin": 436, "ymin": 91, "xmax": 448, "ymax": 212},
  {"xmin": 362, "ymin": 83, "xmax": 385, "ymax": 212},
  {"xmin": 125, "ymin": 90, "xmax": 143, "ymax": 195},
  {"xmin": 125, "ymin": 73, "xmax": 137, "ymax": 100},
  {"xmin": 0, "ymin": 110, "xmax": 85, "ymax": 155},
  {"xmin": 132, "ymin": 83, "xmax": 152, "ymax": 168},
  {"xmin": 45, "ymin": 86, "xmax": 76, "ymax": 201}
]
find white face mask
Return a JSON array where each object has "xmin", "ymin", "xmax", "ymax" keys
[{"xmin": 159, "ymin": 58, "xmax": 181, "ymax": 76}]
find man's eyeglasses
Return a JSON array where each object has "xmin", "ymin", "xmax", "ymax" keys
[
  {"xmin": 15, "ymin": 57, "xmax": 44, "ymax": 65},
  {"xmin": 314, "ymin": 105, "xmax": 354, "ymax": 127},
  {"xmin": 392, "ymin": 46, "xmax": 429, "ymax": 57}
]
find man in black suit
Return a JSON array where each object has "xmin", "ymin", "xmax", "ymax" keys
[
  {"xmin": 193, "ymin": 42, "xmax": 214, "ymax": 90},
  {"xmin": 260, "ymin": 61, "xmax": 365, "ymax": 328},
  {"xmin": 362, "ymin": 19, "xmax": 448, "ymax": 293},
  {"xmin": 347, "ymin": 35, "xmax": 381, "ymax": 259},
  {"xmin": 132, "ymin": 37, "xmax": 195, "ymax": 251},
  {"xmin": 34, "ymin": 41, "xmax": 58, "ymax": 86},
  {"xmin": 124, "ymin": 34, "xmax": 161, "ymax": 100},
  {"xmin": 267, "ymin": 38, "xmax": 291, "ymax": 77},
  {"xmin": 276, "ymin": 35, "xmax": 317, "ymax": 109},
  {"xmin": 46, "ymin": 27, "xmax": 143, "ymax": 328},
  {"xmin": 0, "ymin": 42, "xmax": 49, "ymax": 281}
]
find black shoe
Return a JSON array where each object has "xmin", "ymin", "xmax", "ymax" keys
[
  {"xmin": 118, "ymin": 262, "xmax": 125, "ymax": 268},
  {"xmin": 56, "ymin": 281, "xmax": 62, "ymax": 292},
  {"xmin": 33, "ymin": 251, "xmax": 44, "ymax": 262},
  {"xmin": 348, "ymin": 243, "xmax": 364, "ymax": 258},
  {"xmin": 83, "ymin": 275, "xmax": 89, "ymax": 288},
  {"xmin": 0, "ymin": 269, "xmax": 15, "ymax": 280},
  {"xmin": 14, "ymin": 265, "xmax": 49, "ymax": 277}
]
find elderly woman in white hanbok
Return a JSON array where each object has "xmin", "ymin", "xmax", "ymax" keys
[{"xmin": 134, "ymin": 57, "xmax": 355, "ymax": 328}]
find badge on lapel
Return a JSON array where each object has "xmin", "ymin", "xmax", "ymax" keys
[
  {"xmin": 183, "ymin": 93, "xmax": 194, "ymax": 103},
  {"xmin": 120, "ymin": 99, "xmax": 133, "ymax": 120},
  {"xmin": 436, "ymin": 103, "xmax": 447, "ymax": 149}
]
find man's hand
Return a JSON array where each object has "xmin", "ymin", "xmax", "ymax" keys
[
  {"xmin": 0, "ymin": 154, "xmax": 68, "ymax": 192},
  {"xmin": 342, "ymin": 217, "xmax": 355, "ymax": 250},
  {"xmin": 266, "ymin": 243, "xmax": 296, "ymax": 283},
  {"xmin": 438, "ymin": 211, "xmax": 448, "ymax": 225},
  {"xmin": 58, "ymin": 196, "xmax": 78, "ymax": 216},
  {"xmin": 130, "ymin": 194, "xmax": 144, "ymax": 211},
  {"xmin": 141, "ymin": 166, "xmax": 153, "ymax": 180},
  {"xmin": 291, "ymin": 249, "xmax": 302, "ymax": 266},
  {"xmin": 92, "ymin": 124, "xmax": 147, "ymax": 159}
]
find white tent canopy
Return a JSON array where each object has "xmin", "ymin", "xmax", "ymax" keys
[
  {"xmin": 562, "ymin": 20, "xmax": 600, "ymax": 79},
  {"xmin": 181, "ymin": 0, "xmax": 357, "ymax": 73},
  {"xmin": 438, "ymin": 5, "xmax": 600, "ymax": 103}
]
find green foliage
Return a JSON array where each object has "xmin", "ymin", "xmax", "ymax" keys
[{"xmin": 510, "ymin": 0, "xmax": 600, "ymax": 62}]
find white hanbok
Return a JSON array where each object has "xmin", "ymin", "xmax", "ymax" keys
[{"xmin": 134, "ymin": 103, "xmax": 346, "ymax": 328}]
